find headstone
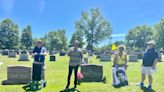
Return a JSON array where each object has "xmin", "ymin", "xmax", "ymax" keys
[
  {"xmin": 100, "ymin": 54, "xmax": 111, "ymax": 61},
  {"xmin": 88, "ymin": 51, "xmax": 93, "ymax": 56},
  {"xmin": 60, "ymin": 52, "xmax": 66, "ymax": 56},
  {"xmin": 8, "ymin": 51, "xmax": 16, "ymax": 57},
  {"xmin": 50, "ymin": 55, "xmax": 56, "ymax": 61},
  {"xmin": 128, "ymin": 55, "xmax": 138, "ymax": 62},
  {"xmin": 21, "ymin": 50, "xmax": 27, "ymax": 54},
  {"xmin": 81, "ymin": 64, "xmax": 103, "ymax": 82},
  {"xmin": 83, "ymin": 58, "xmax": 88, "ymax": 64},
  {"xmin": 2, "ymin": 65, "xmax": 32, "ymax": 85},
  {"xmin": 82, "ymin": 50, "xmax": 87, "ymax": 54},
  {"xmin": 158, "ymin": 53, "xmax": 163, "ymax": 62},
  {"xmin": 0, "ymin": 50, "xmax": 2, "ymax": 54},
  {"xmin": 49, "ymin": 50, "xmax": 55, "ymax": 55},
  {"xmin": 18, "ymin": 54, "xmax": 29, "ymax": 61},
  {"xmin": 2, "ymin": 50, "xmax": 9, "ymax": 55}
]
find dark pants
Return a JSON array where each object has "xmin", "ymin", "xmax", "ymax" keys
[{"xmin": 66, "ymin": 65, "xmax": 79, "ymax": 88}]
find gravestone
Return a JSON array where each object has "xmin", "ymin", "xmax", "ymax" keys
[
  {"xmin": 2, "ymin": 50, "xmax": 9, "ymax": 55},
  {"xmin": 21, "ymin": 50, "xmax": 27, "ymax": 54},
  {"xmin": 18, "ymin": 54, "xmax": 29, "ymax": 61},
  {"xmin": 158, "ymin": 53, "xmax": 163, "ymax": 62},
  {"xmin": 82, "ymin": 50, "xmax": 87, "ymax": 54},
  {"xmin": 83, "ymin": 58, "xmax": 88, "ymax": 64},
  {"xmin": 50, "ymin": 55, "xmax": 56, "ymax": 61},
  {"xmin": 81, "ymin": 64, "xmax": 103, "ymax": 82},
  {"xmin": 49, "ymin": 50, "xmax": 55, "ymax": 55},
  {"xmin": 2, "ymin": 65, "xmax": 32, "ymax": 85},
  {"xmin": 60, "ymin": 52, "xmax": 66, "ymax": 56},
  {"xmin": 88, "ymin": 51, "xmax": 93, "ymax": 56},
  {"xmin": 100, "ymin": 54, "xmax": 111, "ymax": 61},
  {"xmin": 8, "ymin": 51, "xmax": 16, "ymax": 58},
  {"xmin": 0, "ymin": 50, "xmax": 2, "ymax": 54},
  {"xmin": 128, "ymin": 55, "xmax": 138, "ymax": 62}
]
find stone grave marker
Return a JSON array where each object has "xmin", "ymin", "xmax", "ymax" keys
[
  {"xmin": 50, "ymin": 55, "xmax": 56, "ymax": 61},
  {"xmin": 2, "ymin": 65, "xmax": 32, "ymax": 85},
  {"xmin": 100, "ymin": 54, "xmax": 111, "ymax": 61},
  {"xmin": 2, "ymin": 50, "xmax": 9, "ymax": 55},
  {"xmin": 18, "ymin": 54, "xmax": 29, "ymax": 61},
  {"xmin": 128, "ymin": 55, "xmax": 138, "ymax": 62},
  {"xmin": 83, "ymin": 58, "xmax": 88, "ymax": 64},
  {"xmin": 8, "ymin": 51, "xmax": 16, "ymax": 58},
  {"xmin": 81, "ymin": 64, "xmax": 103, "ymax": 82}
]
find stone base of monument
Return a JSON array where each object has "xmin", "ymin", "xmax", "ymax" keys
[
  {"xmin": 2, "ymin": 65, "xmax": 32, "ymax": 85},
  {"xmin": 100, "ymin": 54, "xmax": 111, "ymax": 61},
  {"xmin": 81, "ymin": 64, "xmax": 104, "ymax": 82},
  {"xmin": 128, "ymin": 55, "xmax": 138, "ymax": 62}
]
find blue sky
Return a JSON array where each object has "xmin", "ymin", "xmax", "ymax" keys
[{"xmin": 0, "ymin": 0, "xmax": 164, "ymax": 43}]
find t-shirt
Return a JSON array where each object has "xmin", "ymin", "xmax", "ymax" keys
[
  {"xmin": 32, "ymin": 46, "xmax": 47, "ymax": 63},
  {"xmin": 143, "ymin": 48, "xmax": 159, "ymax": 67},
  {"xmin": 68, "ymin": 48, "xmax": 83, "ymax": 66}
]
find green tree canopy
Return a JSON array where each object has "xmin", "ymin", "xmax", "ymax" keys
[
  {"xmin": 0, "ymin": 18, "xmax": 19, "ymax": 49},
  {"xmin": 76, "ymin": 8, "xmax": 112, "ymax": 51},
  {"xmin": 21, "ymin": 25, "xmax": 33, "ymax": 49}
]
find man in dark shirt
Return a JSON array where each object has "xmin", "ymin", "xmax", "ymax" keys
[
  {"xmin": 138, "ymin": 40, "xmax": 159, "ymax": 90},
  {"xmin": 32, "ymin": 40, "xmax": 47, "ymax": 80}
]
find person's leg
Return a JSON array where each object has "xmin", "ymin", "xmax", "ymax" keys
[
  {"xmin": 141, "ymin": 73, "xmax": 146, "ymax": 83},
  {"xmin": 66, "ymin": 66, "xmax": 73, "ymax": 89},
  {"xmin": 42, "ymin": 64, "xmax": 45, "ymax": 80},
  {"xmin": 148, "ymin": 75, "xmax": 153, "ymax": 89},
  {"xmin": 74, "ymin": 65, "xmax": 79, "ymax": 88}
]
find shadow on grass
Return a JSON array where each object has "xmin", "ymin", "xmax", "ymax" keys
[
  {"xmin": 60, "ymin": 88, "xmax": 80, "ymax": 92},
  {"xmin": 140, "ymin": 86, "xmax": 156, "ymax": 92}
]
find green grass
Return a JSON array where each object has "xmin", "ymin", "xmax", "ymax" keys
[{"xmin": 0, "ymin": 54, "xmax": 164, "ymax": 92}]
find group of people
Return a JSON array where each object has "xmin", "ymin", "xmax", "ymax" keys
[{"xmin": 31, "ymin": 40, "xmax": 159, "ymax": 91}]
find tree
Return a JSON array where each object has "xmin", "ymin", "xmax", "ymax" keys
[
  {"xmin": 44, "ymin": 29, "xmax": 68, "ymax": 51},
  {"xmin": 70, "ymin": 21, "xmax": 85, "ymax": 48},
  {"xmin": 0, "ymin": 18, "xmax": 19, "ymax": 49},
  {"xmin": 21, "ymin": 25, "xmax": 33, "ymax": 49},
  {"xmin": 76, "ymin": 8, "xmax": 112, "ymax": 51},
  {"xmin": 155, "ymin": 18, "xmax": 164, "ymax": 49},
  {"xmin": 126, "ymin": 25, "xmax": 154, "ymax": 50}
]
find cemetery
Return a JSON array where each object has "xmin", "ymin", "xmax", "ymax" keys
[{"xmin": 1, "ymin": 0, "xmax": 164, "ymax": 92}]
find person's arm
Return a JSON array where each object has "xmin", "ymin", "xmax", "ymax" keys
[
  {"xmin": 31, "ymin": 47, "xmax": 37, "ymax": 57},
  {"xmin": 114, "ymin": 54, "xmax": 118, "ymax": 67},
  {"xmin": 152, "ymin": 52, "xmax": 159, "ymax": 69},
  {"xmin": 125, "ymin": 54, "xmax": 128, "ymax": 69},
  {"xmin": 40, "ymin": 47, "xmax": 47, "ymax": 56}
]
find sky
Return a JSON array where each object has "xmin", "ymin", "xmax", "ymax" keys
[{"xmin": 0, "ymin": 0, "xmax": 164, "ymax": 43}]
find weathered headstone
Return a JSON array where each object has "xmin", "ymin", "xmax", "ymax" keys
[
  {"xmin": 81, "ymin": 64, "xmax": 103, "ymax": 82},
  {"xmin": 2, "ymin": 65, "xmax": 32, "ymax": 85},
  {"xmin": 8, "ymin": 51, "xmax": 16, "ymax": 57},
  {"xmin": 158, "ymin": 53, "xmax": 163, "ymax": 62},
  {"xmin": 83, "ymin": 58, "xmax": 88, "ymax": 64},
  {"xmin": 100, "ymin": 54, "xmax": 111, "ymax": 61},
  {"xmin": 60, "ymin": 52, "xmax": 66, "ymax": 56},
  {"xmin": 50, "ymin": 55, "xmax": 56, "ymax": 61},
  {"xmin": 128, "ymin": 55, "xmax": 138, "ymax": 62},
  {"xmin": 2, "ymin": 50, "xmax": 9, "ymax": 55},
  {"xmin": 18, "ymin": 54, "xmax": 29, "ymax": 61},
  {"xmin": 88, "ymin": 51, "xmax": 93, "ymax": 56}
]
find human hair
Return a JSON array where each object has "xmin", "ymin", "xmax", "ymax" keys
[{"xmin": 116, "ymin": 70, "xmax": 125, "ymax": 77}]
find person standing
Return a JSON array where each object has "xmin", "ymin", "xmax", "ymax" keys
[
  {"xmin": 32, "ymin": 40, "xmax": 47, "ymax": 81},
  {"xmin": 113, "ymin": 45, "xmax": 128, "ymax": 69},
  {"xmin": 65, "ymin": 40, "xmax": 83, "ymax": 91},
  {"xmin": 138, "ymin": 40, "xmax": 159, "ymax": 90}
]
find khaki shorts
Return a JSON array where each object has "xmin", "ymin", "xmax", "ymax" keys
[{"xmin": 141, "ymin": 66, "xmax": 156, "ymax": 76}]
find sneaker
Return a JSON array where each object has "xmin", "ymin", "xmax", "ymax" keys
[
  {"xmin": 147, "ymin": 85, "xmax": 152, "ymax": 90},
  {"xmin": 137, "ymin": 82, "xmax": 144, "ymax": 87}
]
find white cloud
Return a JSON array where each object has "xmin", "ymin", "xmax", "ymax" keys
[
  {"xmin": 0, "ymin": 0, "xmax": 15, "ymax": 13},
  {"xmin": 39, "ymin": 0, "xmax": 45, "ymax": 13},
  {"xmin": 112, "ymin": 33, "xmax": 126, "ymax": 37}
]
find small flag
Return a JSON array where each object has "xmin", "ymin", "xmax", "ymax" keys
[{"xmin": 112, "ymin": 44, "xmax": 118, "ymax": 51}]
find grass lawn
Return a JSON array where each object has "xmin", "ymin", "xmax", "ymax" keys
[{"xmin": 0, "ymin": 54, "xmax": 164, "ymax": 92}]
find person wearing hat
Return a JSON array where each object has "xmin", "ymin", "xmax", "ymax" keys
[
  {"xmin": 65, "ymin": 40, "xmax": 83, "ymax": 91},
  {"xmin": 138, "ymin": 40, "xmax": 159, "ymax": 90},
  {"xmin": 32, "ymin": 40, "xmax": 47, "ymax": 80},
  {"xmin": 113, "ymin": 45, "xmax": 128, "ymax": 69}
]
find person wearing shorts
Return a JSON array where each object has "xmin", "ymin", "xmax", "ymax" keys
[{"xmin": 138, "ymin": 40, "xmax": 159, "ymax": 90}]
